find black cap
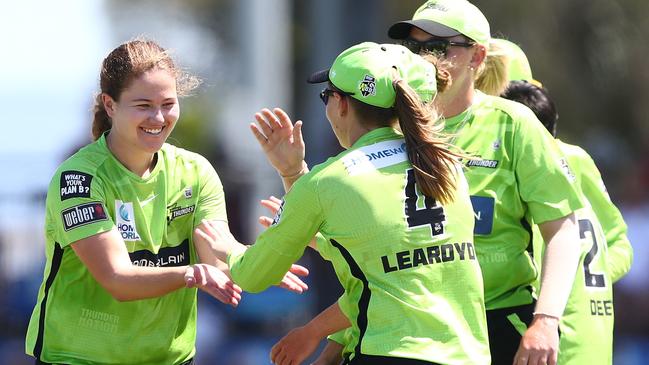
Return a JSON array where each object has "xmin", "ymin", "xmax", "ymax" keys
[
  {"xmin": 306, "ymin": 69, "xmax": 330, "ymax": 84},
  {"xmin": 388, "ymin": 19, "xmax": 460, "ymax": 40}
]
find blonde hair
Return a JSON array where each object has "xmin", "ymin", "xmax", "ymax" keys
[
  {"xmin": 474, "ymin": 39, "xmax": 510, "ymax": 96},
  {"xmin": 91, "ymin": 38, "xmax": 200, "ymax": 140}
]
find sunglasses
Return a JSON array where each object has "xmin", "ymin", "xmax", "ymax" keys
[
  {"xmin": 319, "ymin": 88, "xmax": 354, "ymax": 105},
  {"xmin": 400, "ymin": 38, "xmax": 475, "ymax": 55}
]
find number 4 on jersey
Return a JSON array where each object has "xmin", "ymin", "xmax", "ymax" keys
[{"xmin": 404, "ymin": 169, "xmax": 445, "ymax": 236}]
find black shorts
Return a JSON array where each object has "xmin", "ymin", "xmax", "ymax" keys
[
  {"xmin": 485, "ymin": 302, "xmax": 536, "ymax": 365},
  {"xmin": 343, "ymin": 354, "xmax": 441, "ymax": 365}
]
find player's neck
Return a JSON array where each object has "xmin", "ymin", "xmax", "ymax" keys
[
  {"xmin": 106, "ymin": 134, "xmax": 157, "ymax": 178},
  {"xmin": 435, "ymin": 81, "xmax": 475, "ymax": 118}
]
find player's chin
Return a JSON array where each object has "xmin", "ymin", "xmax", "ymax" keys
[{"xmin": 139, "ymin": 134, "xmax": 169, "ymax": 152}]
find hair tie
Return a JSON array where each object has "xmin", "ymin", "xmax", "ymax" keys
[{"xmin": 392, "ymin": 77, "xmax": 403, "ymax": 90}]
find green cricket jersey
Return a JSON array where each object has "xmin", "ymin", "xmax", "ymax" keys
[
  {"xmin": 228, "ymin": 128, "xmax": 490, "ymax": 364},
  {"xmin": 532, "ymin": 141, "xmax": 616, "ymax": 364},
  {"xmin": 564, "ymin": 141, "xmax": 632, "ymax": 282},
  {"xmin": 26, "ymin": 133, "xmax": 227, "ymax": 365},
  {"xmin": 442, "ymin": 92, "xmax": 583, "ymax": 310}
]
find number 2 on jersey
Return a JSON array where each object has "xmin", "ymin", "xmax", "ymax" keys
[
  {"xmin": 404, "ymin": 169, "xmax": 445, "ymax": 236},
  {"xmin": 579, "ymin": 219, "xmax": 606, "ymax": 288}
]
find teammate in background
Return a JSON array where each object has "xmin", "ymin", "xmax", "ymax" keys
[
  {"xmin": 478, "ymin": 36, "xmax": 633, "ymax": 284},
  {"xmin": 195, "ymin": 42, "xmax": 491, "ymax": 365},
  {"xmin": 25, "ymin": 38, "xmax": 306, "ymax": 365},
  {"xmin": 475, "ymin": 38, "xmax": 535, "ymax": 96},
  {"xmin": 502, "ymin": 80, "xmax": 633, "ymax": 364},
  {"xmin": 387, "ymin": 1, "xmax": 585, "ymax": 364}
]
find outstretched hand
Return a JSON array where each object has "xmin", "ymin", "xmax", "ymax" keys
[
  {"xmin": 258, "ymin": 195, "xmax": 284, "ymax": 228},
  {"xmin": 271, "ymin": 326, "xmax": 321, "ymax": 365},
  {"xmin": 194, "ymin": 219, "xmax": 243, "ymax": 262},
  {"xmin": 279, "ymin": 264, "xmax": 309, "ymax": 294},
  {"xmin": 250, "ymin": 108, "xmax": 306, "ymax": 177},
  {"xmin": 513, "ymin": 314, "xmax": 560, "ymax": 365},
  {"xmin": 184, "ymin": 264, "xmax": 242, "ymax": 307}
]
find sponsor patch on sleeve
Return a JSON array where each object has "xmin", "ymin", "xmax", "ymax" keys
[
  {"xmin": 62, "ymin": 202, "xmax": 108, "ymax": 231},
  {"xmin": 60, "ymin": 171, "xmax": 93, "ymax": 201}
]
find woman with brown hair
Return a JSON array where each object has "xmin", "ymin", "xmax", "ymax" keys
[{"xmin": 25, "ymin": 38, "xmax": 306, "ymax": 365}]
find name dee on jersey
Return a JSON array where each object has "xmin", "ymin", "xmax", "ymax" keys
[
  {"xmin": 62, "ymin": 202, "xmax": 108, "ymax": 231},
  {"xmin": 590, "ymin": 299, "xmax": 613, "ymax": 317},
  {"xmin": 381, "ymin": 241, "xmax": 476, "ymax": 273}
]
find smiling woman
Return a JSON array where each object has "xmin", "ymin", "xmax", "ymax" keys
[{"xmin": 24, "ymin": 38, "xmax": 308, "ymax": 365}]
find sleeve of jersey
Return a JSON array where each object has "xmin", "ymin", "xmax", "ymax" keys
[
  {"xmin": 51, "ymin": 169, "xmax": 114, "ymax": 247},
  {"xmin": 327, "ymin": 328, "xmax": 350, "ymax": 346},
  {"xmin": 315, "ymin": 233, "xmax": 333, "ymax": 261},
  {"xmin": 513, "ymin": 114, "xmax": 583, "ymax": 223},
  {"xmin": 228, "ymin": 174, "xmax": 323, "ymax": 292},
  {"xmin": 194, "ymin": 155, "xmax": 228, "ymax": 224},
  {"xmin": 579, "ymin": 154, "xmax": 633, "ymax": 282}
]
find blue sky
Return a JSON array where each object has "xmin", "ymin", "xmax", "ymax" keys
[{"xmin": 0, "ymin": 1, "xmax": 110, "ymax": 196}]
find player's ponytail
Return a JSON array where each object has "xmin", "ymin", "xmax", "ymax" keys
[
  {"xmin": 475, "ymin": 39, "xmax": 510, "ymax": 96},
  {"xmin": 92, "ymin": 93, "xmax": 111, "ymax": 141},
  {"xmin": 393, "ymin": 79, "xmax": 461, "ymax": 204}
]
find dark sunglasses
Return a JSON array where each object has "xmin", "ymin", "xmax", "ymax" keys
[
  {"xmin": 319, "ymin": 88, "xmax": 354, "ymax": 105},
  {"xmin": 400, "ymin": 38, "xmax": 475, "ymax": 55}
]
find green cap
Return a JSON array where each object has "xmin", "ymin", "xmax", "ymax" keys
[
  {"xmin": 307, "ymin": 42, "xmax": 437, "ymax": 108},
  {"xmin": 491, "ymin": 38, "xmax": 534, "ymax": 81},
  {"xmin": 388, "ymin": 0, "xmax": 490, "ymax": 45}
]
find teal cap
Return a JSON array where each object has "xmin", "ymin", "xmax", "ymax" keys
[
  {"xmin": 307, "ymin": 42, "xmax": 438, "ymax": 108},
  {"xmin": 388, "ymin": 0, "xmax": 491, "ymax": 45}
]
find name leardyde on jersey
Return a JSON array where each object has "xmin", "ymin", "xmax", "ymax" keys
[{"xmin": 381, "ymin": 241, "xmax": 476, "ymax": 273}]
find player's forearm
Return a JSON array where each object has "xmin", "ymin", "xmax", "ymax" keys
[
  {"xmin": 304, "ymin": 302, "xmax": 351, "ymax": 341},
  {"xmin": 228, "ymin": 244, "xmax": 295, "ymax": 293},
  {"xmin": 104, "ymin": 265, "xmax": 189, "ymax": 301},
  {"xmin": 535, "ymin": 212, "xmax": 581, "ymax": 318},
  {"xmin": 312, "ymin": 340, "xmax": 344, "ymax": 365}
]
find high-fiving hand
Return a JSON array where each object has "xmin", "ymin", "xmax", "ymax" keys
[{"xmin": 250, "ymin": 108, "xmax": 307, "ymax": 178}]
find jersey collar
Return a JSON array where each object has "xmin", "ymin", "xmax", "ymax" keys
[{"xmin": 350, "ymin": 127, "xmax": 403, "ymax": 149}]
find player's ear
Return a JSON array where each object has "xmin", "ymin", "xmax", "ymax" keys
[{"xmin": 102, "ymin": 93, "xmax": 117, "ymax": 118}]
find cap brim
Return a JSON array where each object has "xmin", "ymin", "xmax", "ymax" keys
[
  {"xmin": 388, "ymin": 19, "xmax": 461, "ymax": 39},
  {"xmin": 306, "ymin": 69, "xmax": 330, "ymax": 84}
]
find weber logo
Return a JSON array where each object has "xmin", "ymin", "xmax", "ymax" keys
[
  {"xmin": 62, "ymin": 202, "xmax": 108, "ymax": 231},
  {"xmin": 60, "ymin": 171, "xmax": 93, "ymax": 201}
]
